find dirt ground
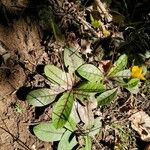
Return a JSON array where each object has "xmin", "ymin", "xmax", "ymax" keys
[
  {"xmin": 0, "ymin": 0, "xmax": 150, "ymax": 149},
  {"xmin": 0, "ymin": 18, "xmax": 52, "ymax": 150}
]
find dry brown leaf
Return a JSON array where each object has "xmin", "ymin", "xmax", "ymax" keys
[
  {"xmin": 81, "ymin": 39, "xmax": 92, "ymax": 55},
  {"xmin": 72, "ymin": 100, "xmax": 97, "ymax": 128},
  {"xmin": 129, "ymin": 110, "xmax": 150, "ymax": 142},
  {"xmin": 99, "ymin": 60, "xmax": 111, "ymax": 73}
]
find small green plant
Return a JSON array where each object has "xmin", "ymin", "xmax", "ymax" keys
[
  {"xmin": 26, "ymin": 48, "xmax": 144, "ymax": 149},
  {"xmin": 90, "ymin": 14, "xmax": 102, "ymax": 29},
  {"xmin": 10, "ymin": 102, "xmax": 23, "ymax": 113},
  {"xmin": 112, "ymin": 122, "xmax": 136, "ymax": 150}
]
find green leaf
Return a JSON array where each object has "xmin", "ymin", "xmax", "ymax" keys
[
  {"xmin": 64, "ymin": 116, "xmax": 77, "ymax": 132},
  {"xmin": 33, "ymin": 122, "xmax": 65, "ymax": 142},
  {"xmin": 108, "ymin": 54, "xmax": 128, "ymax": 76},
  {"xmin": 125, "ymin": 78, "xmax": 140, "ymax": 88},
  {"xmin": 124, "ymin": 78, "xmax": 140, "ymax": 94},
  {"xmin": 89, "ymin": 117, "xmax": 102, "ymax": 137},
  {"xmin": 73, "ymin": 91, "xmax": 93, "ymax": 101},
  {"xmin": 75, "ymin": 81, "xmax": 105, "ymax": 93},
  {"xmin": 26, "ymin": 88, "xmax": 56, "ymax": 107},
  {"xmin": 113, "ymin": 69, "xmax": 131, "ymax": 83},
  {"xmin": 113, "ymin": 69, "xmax": 131, "ymax": 78},
  {"xmin": 58, "ymin": 130, "xmax": 77, "ymax": 150},
  {"xmin": 44, "ymin": 65, "xmax": 73, "ymax": 90},
  {"xmin": 77, "ymin": 64, "xmax": 103, "ymax": 82},
  {"xmin": 79, "ymin": 148, "xmax": 86, "ymax": 150},
  {"xmin": 64, "ymin": 48, "xmax": 84, "ymax": 73},
  {"xmin": 97, "ymin": 88, "xmax": 117, "ymax": 106},
  {"xmin": 126, "ymin": 86, "xmax": 140, "ymax": 94},
  {"xmin": 90, "ymin": 14, "xmax": 102, "ymax": 28},
  {"xmin": 85, "ymin": 135, "xmax": 92, "ymax": 150},
  {"xmin": 52, "ymin": 92, "xmax": 74, "ymax": 129}
]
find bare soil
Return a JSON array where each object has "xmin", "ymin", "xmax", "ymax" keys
[{"xmin": 0, "ymin": 18, "xmax": 52, "ymax": 150}]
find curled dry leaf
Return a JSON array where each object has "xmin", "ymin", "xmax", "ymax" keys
[
  {"xmin": 72, "ymin": 100, "xmax": 97, "ymax": 129},
  {"xmin": 81, "ymin": 39, "xmax": 92, "ymax": 55},
  {"xmin": 98, "ymin": 60, "xmax": 111, "ymax": 73},
  {"xmin": 129, "ymin": 110, "xmax": 150, "ymax": 142}
]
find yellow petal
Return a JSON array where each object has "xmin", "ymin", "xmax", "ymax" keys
[
  {"xmin": 131, "ymin": 66, "xmax": 146, "ymax": 80},
  {"xmin": 102, "ymin": 29, "xmax": 110, "ymax": 37},
  {"xmin": 132, "ymin": 66, "xmax": 139, "ymax": 72},
  {"xmin": 139, "ymin": 67, "xmax": 143, "ymax": 74},
  {"xmin": 139, "ymin": 74, "xmax": 146, "ymax": 80}
]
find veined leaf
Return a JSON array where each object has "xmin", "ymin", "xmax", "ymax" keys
[
  {"xmin": 75, "ymin": 81, "xmax": 105, "ymax": 93},
  {"xmin": 89, "ymin": 117, "xmax": 102, "ymax": 137},
  {"xmin": 114, "ymin": 69, "xmax": 131, "ymax": 78},
  {"xmin": 52, "ymin": 92, "xmax": 74, "ymax": 129},
  {"xmin": 85, "ymin": 135, "xmax": 92, "ymax": 150},
  {"xmin": 124, "ymin": 78, "xmax": 140, "ymax": 94},
  {"xmin": 125, "ymin": 78, "xmax": 140, "ymax": 88},
  {"xmin": 33, "ymin": 122, "xmax": 65, "ymax": 142},
  {"xmin": 79, "ymin": 148, "xmax": 86, "ymax": 150},
  {"xmin": 64, "ymin": 116, "xmax": 77, "ymax": 132},
  {"xmin": 108, "ymin": 54, "xmax": 128, "ymax": 76},
  {"xmin": 64, "ymin": 48, "xmax": 84, "ymax": 73},
  {"xmin": 44, "ymin": 65, "xmax": 73, "ymax": 90},
  {"xmin": 73, "ymin": 91, "xmax": 93, "ymax": 101},
  {"xmin": 113, "ymin": 69, "xmax": 131, "ymax": 83},
  {"xmin": 97, "ymin": 88, "xmax": 117, "ymax": 106},
  {"xmin": 26, "ymin": 88, "xmax": 57, "ymax": 107},
  {"xmin": 58, "ymin": 130, "xmax": 77, "ymax": 150},
  {"xmin": 77, "ymin": 64, "xmax": 103, "ymax": 81}
]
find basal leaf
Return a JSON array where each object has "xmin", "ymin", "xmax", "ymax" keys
[
  {"xmin": 58, "ymin": 130, "xmax": 77, "ymax": 150},
  {"xmin": 75, "ymin": 81, "xmax": 105, "ymax": 93},
  {"xmin": 114, "ymin": 69, "xmax": 131, "ymax": 78},
  {"xmin": 79, "ymin": 148, "xmax": 86, "ymax": 150},
  {"xmin": 64, "ymin": 116, "xmax": 77, "ymax": 132},
  {"xmin": 113, "ymin": 69, "xmax": 131, "ymax": 83},
  {"xmin": 89, "ymin": 117, "xmax": 102, "ymax": 137},
  {"xmin": 52, "ymin": 91, "xmax": 74, "ymax": 129},
  {"xmin": 44, "ymin": 65, "xmax": 73, "ymax": 90},
  {"xmin": 97, "ymin": 88, "xmax": 117, "ymax": 106},
  {"xmin": 33, "ymin": 122, "xmax": 65, "ymax": 142},
  {"xmin": 77, "ymin": 64, "xmax": 103, "ymax": 82},
  {"xmin": 124, "ymin": 78, "xmax": 140, "ymax": 94},
  {"xmin": 85, "ymin": 135, "xmax": 92, "ymax": 150},
  {"xmin": 73, "ymin": 91, "xmax": 92, "ymax": 101},
  {"xmin": 64, "ymin": 48, "xmax": 84, "ymax": 73},
  {"xmin": 26, "ymin": 88, "xmax": 57, "ymax": 107},
  {"xmin": 108, "ymin": 54, "xmax": 128, "ymax": 76},
  {"xmin": 125, "ymin": 78, "xmax": 140, "ymax": 88}
]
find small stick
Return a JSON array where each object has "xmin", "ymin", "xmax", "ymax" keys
[
  {"xmin": 78, "ymin": 16, "xmax": 100, "ymax": 37},
  {"xmin": 95, "ymin": 0, "xmax": 112, "ymax": 22}
]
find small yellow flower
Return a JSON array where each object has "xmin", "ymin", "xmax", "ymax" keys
[
  {"xmin": 102, "ymin": 29, "xmax": 111, "ymax": 37},
  {"xmin": 131, "ymin": 66, "xmax": 146, "ymax": 80}
]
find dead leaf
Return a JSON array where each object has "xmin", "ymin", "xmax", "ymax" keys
[
  {"xmin": 129, "ymin": 110, "xmax": 150, "ymax": 142},
  {"xmin": 72, "ymin": 100, "xmax": 97, "ymax": 129},
  {"xmin": 99, "ymin": 60, "xmax": 111, "ymax": 73},
  {"xmin": 81, "ymin": 39, "xmax": 92, "ymax": 55}
]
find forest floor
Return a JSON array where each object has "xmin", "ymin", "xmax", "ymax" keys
[{"xmin": 0, "ymin": 0, "xmax": 150, "ymax": 150}]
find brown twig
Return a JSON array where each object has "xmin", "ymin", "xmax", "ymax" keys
[
  {"xmin": 95, "ymin": 0, "xmax": 112, "ymax": 22},
  {"xmin": 78, "ymin": 16, "xmax": 100, "ymax": 37}
]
